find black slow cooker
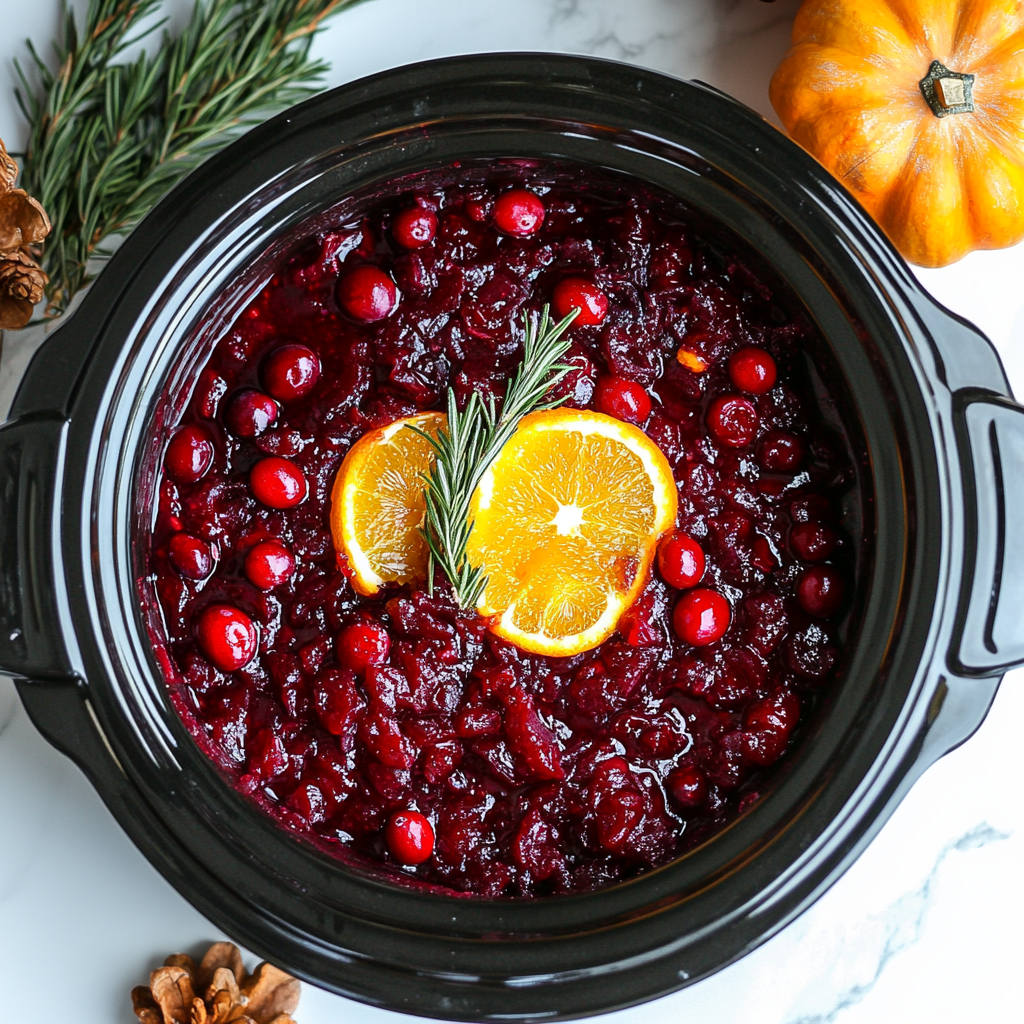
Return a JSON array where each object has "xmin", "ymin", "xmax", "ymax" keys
[{"xmin": 1, "ymin": 54, "xmax": 1022, "ymax": 1021}]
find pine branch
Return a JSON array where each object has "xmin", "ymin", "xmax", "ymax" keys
[
  {"xmin": 16, "ymin": 0, "xmax": 367, "ymax": 316},
  {"xmin": 414, "ymin": 305, "xmax": 580, "ymax": 608}
]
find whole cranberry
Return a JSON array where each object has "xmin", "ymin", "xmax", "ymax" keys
[
  {"xmin": 338, "ymin": 265, "xmax": 398, "ymax": 322},
  {"xmin": 796, "ymin": 566, "xmax": 845, "ymax": 618},
  {"xmin": 393, "ymin": 206, "xmax": 437, "ymax": 248},
  {"xmin": 244, "ymin": 540, "xmax": 295, "ymax": 589},
  {"xmin": 552, "ymin": 277, "xmax": 609, "ymax": 325},
  {"xmin": 758, "ymin": 429, "xmax": 805, "ymax": 471},
  {"xmin": 250, "ymin": 457, "xmax": 307, "ymax": 508},
  {"xmin": 261, "ymin": 345, "xmax": 321, "ymax": 402},
  {"xmin": 225, "ymin": 389, "xmax": 278, "ymax": 437},
  {"xmin": 790, "ymin": 522, "xmax": 839, "ymax": 562},
  {"xmin": 385, "ymin": 810, "xmax": 435, "ymax": 865},
  {"xmin": 337, "ymin": 622, "xmax": 391, "ymax": 673},
  {"xmin": 196, "ymin": 604, "xmax": 258, "ymax": 671},
  {"xmin": 673, "ymin": 587, "xmax": 731, "ymax": 646},
  {"xmin": 492, "ymin": 188, "xmax": 545, "ymax": 236},
  {"xmin": 657, "ymin": 530, "xmax": 705, "ymax": 589},
  {"xmin": 667, "ymin": 766, "xmax": 708, "ymax": 809},
  {"xmin": 596, "ymin": 376, "xmax": 652, "ymax": 424},
  {"xmin": 706, "ymin": 395, "xmax": 758, "ymax": 448},
  {"xmin": 165, "ymin": 425, "xmax": 214, "ymax": 483},
  {"xmin": 168, "ymin": 533, "xmax": 214, "ymax": 580},
  {"xmin": 728, "ymin": 346, "xmax": 777, "ymax": 395}
]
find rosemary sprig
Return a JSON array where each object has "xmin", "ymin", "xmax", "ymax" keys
[
  {"xmin": 414, "ymin": 304, "xmax": 580, "ymax": 608},
  {"xmin": 16, "ymin": 0, "xmax": 367, "ymax": 316}
]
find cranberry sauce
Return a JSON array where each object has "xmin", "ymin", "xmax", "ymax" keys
[{"xmin": 145, "ymin": 162, "xmax": 855, "ymax": 897}]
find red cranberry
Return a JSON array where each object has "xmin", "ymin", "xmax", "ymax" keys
[
  {"xmin": 196, "ymin": 604, "xmax": 258, "ymax": 671},
  {"xmin": 244, "ymin": 540, "xmax": 295, "ymax": 589},
  {"xmin": 790, "ymin": 522, "xmax": 839, "ymax": 562},
  {"xmin": 225, "ymin": 390, "xmax": 278, "ymax": 437},
  {"xmin": 338, "ymin": 266, "xmax": 398, "ymax": 322},
  {"xmin": 385, "ymin": 810, "xmax": 434, "ymax": 865},
  {"xmin": 742, "ymin": 692, "xmax": 800, "ymax": 765},
  {"xmin": 552, "ymin": 277, "xmax": 609, "ymax": 325},
  {"xmin": 465, "ymin": 189, "xmax": 493, "ymax": 222},
  {"xmin": 707, "ymin": 395, "xmax": 758, "ymax": 448},
  {"xmin": 165, "ymin": 425, "xmax": 214, "ymax": 483},
  {"xmin": 673, "ymin": 588, "xmax": 731, "ymax": 646},
  {"xmin": 758, "ymin": 429, "xmax": 805, "ymax": 471},
  {"xmin": 456, "ymin": 706, "xmax": 503, "ymax": 738},
  {"xmin": 492, "ymin": 189, "xmax": 545, "ymax": 236},
  {"xmin": 751, "ymin": 535, "xmax": 777, "ymax": 572},
  {"xmin": 786, "ymin": 623, "xmax": 838, "ymax": 678},
  {"xmin": 337, "ymin": 622, "xmax": 391, "ymax": 673},
  {"xmin": 667, "ymin": 766, "xmax": 708, "ymax": 809},
  {"xmin": 595, "ymin": 376, "xmax": 651, "ymax": 424},
  {"xmin": 657, "ymin": 531, "xmax": 705, "ymax": 589},
  {"xmin": 314, "ymin": 667, "xmax": 365, "ymax": 740},
  {"xmin": 168, "ymin": 534, "xmax": 214, "ymax": 580},
  {"xmin": 796, "ymin": 566, "xmax": 845, "ymax": 618},
  {"xmin": 261, "ymin": 345, "xmax": 321, "ymax": 402},
  {"xmin": 791, "ymin": 495, "xmax": 831, "ymax": 524},
  {"xmin": 745, "ymin": 690, "xmax": 800, "ymax": 736},
  {"xmin": 728, "ymin": 346, "xmax": 777, "ymax": 395},
  {"xmin": 250, "ymin": 457, "xmax": 307, "ymax": 508},
  {"xmin": 393, "ymin": 206, "xmax": 437, "ymax": 248}
]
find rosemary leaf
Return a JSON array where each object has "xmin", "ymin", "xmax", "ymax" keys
[
  {"xmin": 414, "ymin": 305, "xmax": 580, "ymax": 608},
  {"xmin": 16, "ymin": 0, "xmax": 368, "ymax": 316}
]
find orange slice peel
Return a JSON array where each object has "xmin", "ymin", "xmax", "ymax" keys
[
  {"xmin": 330, "ymin": 406, "xmax": 677, "ymax": 656},
  {"xmin": 465, "ymin": 409, "xmax": 677, "ymax": 656},
  {"xmin": 330, "ymin": 412, "xmax": 443, "ymax": 596}
]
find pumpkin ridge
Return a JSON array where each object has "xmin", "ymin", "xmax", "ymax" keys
[
  {"xmin": 972, "ymin": 107, "xmax": 1024, "ymax": 166},
  {"xmin": 966, "ymin": 29, "xmax": 1024, "ymax": 87},
  {"xmin": 952, "ymin": 0, "xmax": 1024, "ymax": 68},
  {"xmin": 793, "ymin": 0, "xmax": 916, "ymax": 63},
  {"xmin": 886, "ymin": 0, "xmax": 959, "ymax": 57}
]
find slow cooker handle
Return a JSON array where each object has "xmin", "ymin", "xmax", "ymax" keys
[
  {"xmin": 0, "ymin": 411, "xmax": 76, "ymax": 680},
  {"xmin": 951, "ymin": 392, "xmax": 1024, "ymax": 676}
]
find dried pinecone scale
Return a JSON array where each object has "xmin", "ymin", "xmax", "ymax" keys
[
  {"xmin": 0, "ymin": 137, "xmax": 50, "ymax": 330},
  {"xmin": 132, "ymin": 941, "xmax": 301, "ymax": 1024}
]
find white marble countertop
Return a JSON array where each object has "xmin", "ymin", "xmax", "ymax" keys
[{"xmin": 0, "ymin": 2, "xmax": 1021, "ymax": 1022}]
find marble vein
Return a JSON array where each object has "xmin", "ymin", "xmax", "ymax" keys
[{"xmin": 781, "ymin": 824, "xmax": 1012, "ymax": 1024}]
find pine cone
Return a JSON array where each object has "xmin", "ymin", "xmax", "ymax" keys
[
  {"xmin": 0, "ymin": 136, "xmax": 51, "ymax": 330},
  {"xmin": 131, "ymin": 942, "xmax": 301, "ymax": 1024},
  {"xmin": 0, "ymin": 249, "xmax": 46, "ymax": 330},
  {"xmin": 0, "ymin": 139, "xmax": 17, "ymax": 192}
]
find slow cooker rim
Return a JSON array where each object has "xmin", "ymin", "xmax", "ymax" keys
[{"xmin": 4, "ymin": 53, "xmax": 1008, "ymax": 1021}]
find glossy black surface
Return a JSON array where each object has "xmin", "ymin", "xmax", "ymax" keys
[{"xmin": 0, "ymin": 54, "xmax": 1019, "ymax": 1020}]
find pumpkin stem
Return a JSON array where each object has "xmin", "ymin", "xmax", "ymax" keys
[{"xmin": 919, "ymin": 60, "xmax": 975, "ymax": 117}]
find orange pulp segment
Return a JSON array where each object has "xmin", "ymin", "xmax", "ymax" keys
[
  {"xmin": 330, "ymin": 412, "xmax": 444, "ymax": 596},
  {"xmin": 466, "ymin": 409, "xmax": 678, "ymax": 656},
  {"xmin": 676, "ymin": 348, "xmax": 708, "ymax": 372}
]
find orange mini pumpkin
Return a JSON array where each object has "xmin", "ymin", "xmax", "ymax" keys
[{"xmin": 770, "ymin": 0, "xmax": 1024, "ymax": 267}]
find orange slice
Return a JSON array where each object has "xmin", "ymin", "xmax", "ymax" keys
[
  {"xmin": 466, "ymin": 409, "xmax": 678, "ymax": 656},
  {"xmin": 330, "ymin": 412, "xmax": 444, "ymax": 596}
]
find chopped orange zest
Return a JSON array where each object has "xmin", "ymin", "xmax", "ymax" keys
[
  {"xmin": 466, "ymin": 409, "xmax": 678, "ymax": 656},
  {"xmin": 677, "ymin": 348, "xmax": 707, "ymax": 372},
  {"xmin": 330, "ymin": 412, "xmax": 444, "ymax": 596}
]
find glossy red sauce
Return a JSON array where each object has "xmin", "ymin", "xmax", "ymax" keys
[{"xmin": 146, "ymin": 163, "xmax": 853, "ymax": 896}]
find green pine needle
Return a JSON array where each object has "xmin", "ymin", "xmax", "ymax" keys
[
  {"xmin": 16, "ymin": 0, "xmax": 367, "ymax": 317},
  {"xmin": 412, "ymin": 304, "xmax": 580, "ymax": 609}
]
